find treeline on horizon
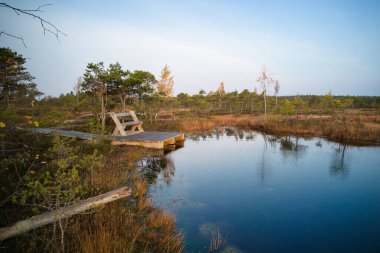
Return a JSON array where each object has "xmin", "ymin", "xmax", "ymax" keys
[
  {"xmin": 1, "ymin": 46, "xmax": 379, "ymax": 129},
  {"xmin": 42, "ymin": 88, "xmax": 380, "ymax": 114}
]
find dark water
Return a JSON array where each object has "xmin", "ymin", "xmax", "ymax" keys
[{"xmin": 147, "ymin": 128, "xmax": 380, "ymax": 253}]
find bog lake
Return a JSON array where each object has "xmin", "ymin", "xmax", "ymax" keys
[{"xmin": 142, "ymin": 128, "xmax": 380, "ymax": 253}]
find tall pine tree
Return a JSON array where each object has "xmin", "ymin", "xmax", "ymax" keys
[{"xmin": 0, "ymin": 47, "xmax": 37, "ymax": 110}]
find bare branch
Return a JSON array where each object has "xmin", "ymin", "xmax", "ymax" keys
[
  {"xmin": 0, "ymin": 2, "xmax": 66, "ymax": 42},
  {"xmin": 0, "ymin": 31, "xmax": 27, "ymax": 47},
  {"xmin": 23, "ymin": 4, "xmax": 52, "ymax": 12}
]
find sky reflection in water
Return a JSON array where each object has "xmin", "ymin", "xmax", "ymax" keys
[{"xmin": 146, "ymin": 128, "xmax": 380, "ymax": 253}]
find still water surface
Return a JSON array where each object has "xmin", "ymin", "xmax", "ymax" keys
[{"xmin": 148, "ymin": 128, "xmax": 380, "ymax": 253}]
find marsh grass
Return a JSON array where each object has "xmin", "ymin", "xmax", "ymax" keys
[
  {"xmin": 71, "ymin": 201, "xmax": 183, "ymax": 253},
  {"xmin": 66, "ymin": 146, "xmax": 183, "ymax": 252},
  {"xmin": 147, "ymin": 112, "xmax": 379, "ymax": 145}
]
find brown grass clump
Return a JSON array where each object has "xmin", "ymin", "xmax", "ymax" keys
[
  {"xmin": 138, "ymin": 197, "xmax": 152, "ymax": 212},
  {"xmin": 135, "ymin": 180, "xmax": 148, "ymax": 198},
  {"xmin": 147, "ymin": 210, "xmax": 173, "ymax": 229},
  {"xmin": 72, "ymin": 201, "xmax": 183, "ymax": 253}
]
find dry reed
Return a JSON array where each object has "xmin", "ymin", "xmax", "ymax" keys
[
  {"xmin": 154, "ymin": 113, "xmax": 380, "ymax": 145},
  {"xmin": 67, "ymin": 146, "xmax": 184, "ymax": 253}
]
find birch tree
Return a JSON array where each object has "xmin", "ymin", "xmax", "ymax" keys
[{"xmin": 256, "ymin": 68, "xmax": 274, "ymax": 118}]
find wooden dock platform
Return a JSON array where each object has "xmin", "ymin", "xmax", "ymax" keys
[{"xmin": 33, "ymin": 128, "xmax": 185, "ymax": 150}]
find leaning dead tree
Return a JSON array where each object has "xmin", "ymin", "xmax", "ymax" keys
[
  {"xmin": 0, "ymin": 2, "xmax": 66, "ymax": 47},
  {"xmin": 0, "ymin": 186, "xmax": 131, "ymax": 241}
]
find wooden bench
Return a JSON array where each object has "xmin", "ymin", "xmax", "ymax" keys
[{"xmin": 107, "ymin": 111, "xmax": 144, "ymax": 136}]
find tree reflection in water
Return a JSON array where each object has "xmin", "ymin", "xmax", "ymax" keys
[
  {"xmin": 257, "ymin": 134, "xmax": 271, "ymax": 184},
  {"xmin": 330, "ymin": 144, "xmax": 350, "ymax": 179},
  {"xmin": 245, "ymin": 131, "xmax": 256, "ymax": 141},
  {"xmin": 279, "ymin": 136, "xmax": 308, "ymax": 161},
  {"xmin": 137, "ymin": 155, "xmax": 176, "ymax": 184},
  {"xmin": 225, "ymin": 127, "xmax": 237, "ymax": 137},
  {"xmin": 190, "ymin": 127, "xmax": 255, "ymax": 142}
]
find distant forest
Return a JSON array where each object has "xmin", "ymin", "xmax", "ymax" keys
[{"xmin": 1, "ymin": 47, "xmax": 379, "ymax": 129}]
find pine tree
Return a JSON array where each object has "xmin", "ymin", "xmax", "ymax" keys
[{"xmin": 0, "ymin": 47, "xmax": 36, "ymax": 110}]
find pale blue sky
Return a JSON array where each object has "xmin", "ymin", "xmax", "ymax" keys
[{"xmin": 1, "ymin": 0, "xmax": 379, "ymax": 96}]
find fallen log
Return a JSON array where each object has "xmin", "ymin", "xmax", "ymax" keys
[{"xmin": 0, "ymin": 186, "xmax": 131, "ymax": 241}]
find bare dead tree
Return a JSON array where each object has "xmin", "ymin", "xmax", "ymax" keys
[
  {"xmin": 0, "ymin": 2, "xmax": 66, "ymax": 47},
  {"xmin": 74, "ymin": 77, "xmax": 83, "ymax": 104}
]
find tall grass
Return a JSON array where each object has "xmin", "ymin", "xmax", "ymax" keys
[
  {"xmin": 152, "ymin": 113, "xmax": 379, "ymax": 145},
  {"xmin": 71, "ymin": 202, "xmax": 183, "ymax": 253},
  {"xmin": 67, "ymin": 146, "xmax": 184, "ymax": 253}
]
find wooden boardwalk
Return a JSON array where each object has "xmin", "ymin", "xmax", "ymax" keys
[{"xmin": 33, "ymin": 128, "xmax": 185, "ymax": 150}]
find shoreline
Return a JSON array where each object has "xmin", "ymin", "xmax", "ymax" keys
[{"xmin": 144, "ymin": 113, "xmax": 380, "ymax": 146}]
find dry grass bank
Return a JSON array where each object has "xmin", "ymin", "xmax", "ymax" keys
[
  {"xmin": 146, "ymin": 113, "xmax": 380, "ymax": 145},
  {"xmin": 69, "ymin": 146, "xmax": 184, "ymax": 253},
  {"xmin": 72, "ymin": 200, "xmax": 183, "ymax": 253}
]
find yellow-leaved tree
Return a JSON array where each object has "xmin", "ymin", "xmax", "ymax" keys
[{"xmin": 157, "ymin": 65, "xmax": 174, "ymax": 97}]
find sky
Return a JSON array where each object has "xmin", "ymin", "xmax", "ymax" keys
[{"xmin": 1, "ymin": 0, "xmax": 380, "ymax": 96}]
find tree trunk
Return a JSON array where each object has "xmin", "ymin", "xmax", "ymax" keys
[
  {"xmin": 6, "ymin": 89, "xmax": 11, "ymax": 111},
  {"xmin": 120, "ymin": 95, "xmax": 126, "ymax": 112},
  {"xmin": 263, "ymin": 91, "xmax": 267, "ymax": 118},
  {"xmin": 101, "ymin": 94, "xmax": 106, "ymax": 131},
  {"xmin": 251, "ymin": 96, "xmax": 254, "ymax": 114},
  {"xmin": 0, "ymin": 186, "xmax": 131, "ymax": 241},
  {"xmin": 138, "ymin": 96, "xmax": 142, "ymax": 112},
  {"xmin": 59, "ymin": 219, "xmax": 65, "ymax": 253}
]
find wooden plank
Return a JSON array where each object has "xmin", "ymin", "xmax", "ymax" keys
[
  {"xmin": 128, "ymin": 111, "xmax": 139, "ymax": 121},
  {"xmin": 56, "ymin": 124, "xmax": 89, "ymax": 129},
  {"xmin": 0, "ymin": 186, "xmax": 131, "ymax": 241},
  {"xmin": 121, "ymin": 121, "xmax": 143, "ymax": 126},
  {"xmin": 110, "ymin": 131, "xmax": 183, "ymax": 142},
  {"xmin": 109, "ymin": 112, "xmax": 127, "ymax": 136},
  {"xmin": 32, "ymin": 129, "xmax": 184, "ymax": 149},
  {"xmin": 111, "ymin": 140, "xmax": 164, "ymax": 149},
  {"xmin": 33, "ymin": 128, "xmax": 100, "ymax": 139},
  {"xmin": 128, "ymin": 111, "xmax": 144, "ymax": 132},
  {"xmin": 175, "ymin": 134, "xmax": 185, "ymax": 142},
  {"xmin": 114, "ymin": 112, "xmax": 131, "ymax": 117},
  {"xmin": 165, "ymin": 137, "xmax": 176, "ymax": 145},
  {"xmin": 109, "ymin": 111, "xmax": 144, "ymax": 135},
  {"xmin": 34, "ymin": 129, "xmax": 183, "ymax": 142}
]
